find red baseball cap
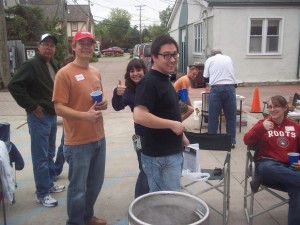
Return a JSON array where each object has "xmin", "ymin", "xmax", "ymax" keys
[{"xmin": 72, "ymin": 30, "xmax": 96, "ymax": 44}]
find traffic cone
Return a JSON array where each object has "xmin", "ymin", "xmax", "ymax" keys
[{"xmin": 250, "ymin": 87, "xmax": 261, "ymax": 113}]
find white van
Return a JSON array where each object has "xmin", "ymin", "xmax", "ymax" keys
[
  {"xmin": 94, "ymin": 47, "xmax": 101, "ymax": 58},
  {"xmin": 94, "ymin": 41, "xmax": 101, "ymax": 58}
]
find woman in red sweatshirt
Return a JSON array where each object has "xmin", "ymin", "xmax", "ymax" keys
[{"xmin": 244, "ymin": 95, "xmax": 300, "ymax": 225}]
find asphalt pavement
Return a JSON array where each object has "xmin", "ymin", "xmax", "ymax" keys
[{"xmin": 0, "ymin": 53, "xmax": 299, "ymax": 225}]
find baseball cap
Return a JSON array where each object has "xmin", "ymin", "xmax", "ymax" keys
[
  {"xmin": 40, "ymin": 33, "xmax": 58, "ymax": 45},
  {"xmin": 72, "ymin": 30, "xmax": 96, "ymax": 44}
]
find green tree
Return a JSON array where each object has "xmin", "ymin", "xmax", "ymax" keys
[
  {"xmin": 142, "ymin": 28, "xmax": 151, "ymax": 43},
  {"xmin": 5, "ymin": 4, "xmax": 67, "ymax": 65},
  {"xmin": 147, "ymin": 5, "xmax": 173, "ymax": 40},
  {"xmin": 5, "ymin": 4, "xmax": 44, "ymax": 45},
  {"xmin": 124, "ymin": 26, "xmax": 140, "ymax": 49},
  {"xmin": 159, "ymin": 5, "xmax": 173, "ymax": 29},
  {"xmin": 147, "ymin": 25, "xmax": 168, "ymax": 40},
  {"xmin": 95, "ymin": 8, "xmax": 135, "ymax": 50},
  {"xmin": 105, "ymin": 8, "xmax": 131, "ymax": 47},
  {"xmin": 94, "ymin": 5, "xmax": 174, "ymax": 50}
]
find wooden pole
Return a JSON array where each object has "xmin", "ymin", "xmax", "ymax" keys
[{"xmin": 0, "ymin": 0, "xmax": 11, "ymax": 89}]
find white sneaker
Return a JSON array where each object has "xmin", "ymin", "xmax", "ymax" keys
[
  {"xmin": 36, "ymin": 195, "xmax": 58, "ymax": 207},
  {"xmin": 49, "ymin": 184, "xmax": 65, "ymax": 193}
]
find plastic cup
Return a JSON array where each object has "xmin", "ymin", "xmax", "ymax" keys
[
  {"xmin": 90, "ymin": 90, "xmax": 102, "ymax": 103},
  {"xmin": 179, "ymin": 89, "xmax": 188, "ymax": 103},
  {"xmin": 288, "ymin": 152, "xmax": 300, "ymax": 165}
]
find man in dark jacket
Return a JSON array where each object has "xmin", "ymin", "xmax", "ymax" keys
[{"xmin": 8, "ymin": 33, "xmax": 65, "ymax": 207}]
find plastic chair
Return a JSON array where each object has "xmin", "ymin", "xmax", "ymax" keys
[
  {"xmin": 182, "ymin": 132, "xmax": 232, "ymax": 225},
  {"xmin": 243, "ymin": 145, "xmax": 289, "ymax": 225}
]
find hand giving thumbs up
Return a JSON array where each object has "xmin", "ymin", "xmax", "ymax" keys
[{"xmin": 117, "ymin": 80, "xmax": 126, "ymax": 96}]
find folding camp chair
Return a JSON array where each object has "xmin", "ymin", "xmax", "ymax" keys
[
  {"xmin": 243, "ymin": 145, "xmax": 289, "ymax": 225},
  {"xmin": 0, "ymin": 122, "xmax": 24, "ymax": 182},
  {"xmin": 0, "ymin": 122, "xmax": 24, "ymax": 207},
  {"xmin": 182, "ymin": 132, "xmax": 232, "ymax": 225},
  {"xmin": 261, "ymin": 101, "xmax": 269, "ymax": 118}
]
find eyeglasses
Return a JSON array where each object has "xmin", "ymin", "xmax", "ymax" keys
[
  {"xmin": 267, "ymin": 105, "xmax": 281, "ymax": 110},
  {"xmin": 77, "ymin": 41, "xmax": 94, "ymax": 47},
  {"xmin": 158, "ymin": 53, "xmax": 180, "ymax": 60},
  {"xmin": 41, "ymin": 43, "xmax": 56, "ymax": 49}
]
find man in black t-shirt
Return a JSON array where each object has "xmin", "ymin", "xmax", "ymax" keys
[{"xmin": 134, "ymin": 35, "xmax": 189, "ymax": 192}]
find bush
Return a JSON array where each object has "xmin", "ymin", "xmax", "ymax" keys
[
  {"xmin": 90, "ymin": 53, "xmax": 98, "ymax": 62},
  {"xmin": 103, "ymin": 52, "xmax": 124, "ymax": 57}
]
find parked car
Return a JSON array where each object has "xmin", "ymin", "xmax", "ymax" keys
[{"xmin": 101, "ymin": 47, "xmax": 124, "ymax": 54}]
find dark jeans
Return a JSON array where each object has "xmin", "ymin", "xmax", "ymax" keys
[
  {"xmin": 257, "ymin": 159, "xmax": 300, "ymax": 225},
  {"xmin": 55, "ymin": 130, "xmax": 65, "ymax": 176},
  {"xmin": 27, "ymin": 112, "xmax": 57, "ymax": 198},
  {"xmin": 135, "ymin": 150, "xmax": 149, "ymax": 198},
  {"xmin": 64, "ymin": 138, "xmax": 106, "ymax": 225},
  {"xmin": 208, "ymin": 85, "xmax": 236, "ymax": 144}
]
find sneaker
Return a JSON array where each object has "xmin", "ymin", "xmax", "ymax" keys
[
  {"xmin": 36, "ymin": 195, "xmax": 58, "ymax": 207},
  {"xmin": 49, "ymin": 184, "xmax": 65, "ymax": 193}
]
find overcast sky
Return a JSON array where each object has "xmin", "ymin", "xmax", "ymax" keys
[{"xmin": 69, "ymin": 0, "xmax": 175, "ymax": 27}]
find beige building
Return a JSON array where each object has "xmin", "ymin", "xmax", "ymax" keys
[{"xmin": 168, "ymin": 0, "xmax": 300, "ymax": 84}]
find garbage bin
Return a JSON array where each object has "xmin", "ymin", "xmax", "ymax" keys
[
  {"xmin": 191, "ymin": 64, "xmax": 206, "ymax": 88},
  {"xmin": 128, "ymin": 191, "xmax": 209, "ymax": 225}
]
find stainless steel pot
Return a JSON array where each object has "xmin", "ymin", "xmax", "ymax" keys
[{"xmin": 128, "ymin": 191, "xmax": 209, "ymax": 225}]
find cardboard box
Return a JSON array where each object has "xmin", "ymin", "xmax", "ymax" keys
[{"xmin": 193, "ymin": 100, "xmax": 202, "ymax": 120}]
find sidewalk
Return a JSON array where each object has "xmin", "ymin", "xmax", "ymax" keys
[{"xmin": 0, "ymin": 55, "xmax": 298, "ymax": 224}]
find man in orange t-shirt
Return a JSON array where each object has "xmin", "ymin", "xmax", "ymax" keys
[
  {"xmin": 52, "ymin": 31, "xmax": 107, "ymax": 225},
  {"xmin": 173, "ymin": 65, "xmax": 199, "ymax": 121}
]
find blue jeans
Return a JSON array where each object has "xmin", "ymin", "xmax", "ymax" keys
[
  {"xmin": 257, "ymin": 159, "xmax": 300, "ymax": 225},
  {"xmin": 135, "ymin": 150, "xmax": 149, "ymax": 198},
  {"xmin": 55, "ymin": 130, "xmax": 65, "ymax": 176},
  {"xmin": 64, "ymin": 138, "xmax": 106, "ymax": 225},
  {"xmin": 141, "ymin": 152, "xmax": 183, "ymax": 192},
  {"xmin": 27, "ymin": 112, "xmax": 57, "ymax": 198},
  {"xmin": 208, "ymin": 85, "xmax": 236, "ymax": 144}
]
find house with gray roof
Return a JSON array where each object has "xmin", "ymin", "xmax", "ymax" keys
[{"xmin": 168, "ymin": 0, "xmax": 300, "ymax": 84}]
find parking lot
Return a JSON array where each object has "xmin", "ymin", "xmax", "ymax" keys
[{"xmin": 0, "ymin": 54, "xmax": 299, "ymax": 225}]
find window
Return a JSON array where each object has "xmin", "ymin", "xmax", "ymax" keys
[
  {"xmin": 71, "ymin": 22, "xmax": 78, "ymax": 31},
  {"xmin": 248, "ymin": 18, "xmax": 281, "ymax": 54},
  {"xmin": 194, "ymin": 23, "xmax": 203, "ymax": 54}
]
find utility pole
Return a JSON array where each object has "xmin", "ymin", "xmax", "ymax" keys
[
  {"xmin": 87, "ymin": 0, "xmax": 91, "ymax": 32},
  {"xmin": 135, "ymin": 5, "xmax": 145, "ymax": 44},
  {"xmin": 0, "ymin": 0, "xmax": 11, "ymax": 89},
  {"xmin": 62, "ymin": 0, "xmax": 69, "ymax": 56}
]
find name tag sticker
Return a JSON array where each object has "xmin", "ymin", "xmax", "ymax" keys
[
  {"xmin": 75, "ymin": 74, "xmax": 85, "ymax": 81},
  {"xmin": 285, "ymin": 126, "xmax": 295, "ymax": 132}
]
